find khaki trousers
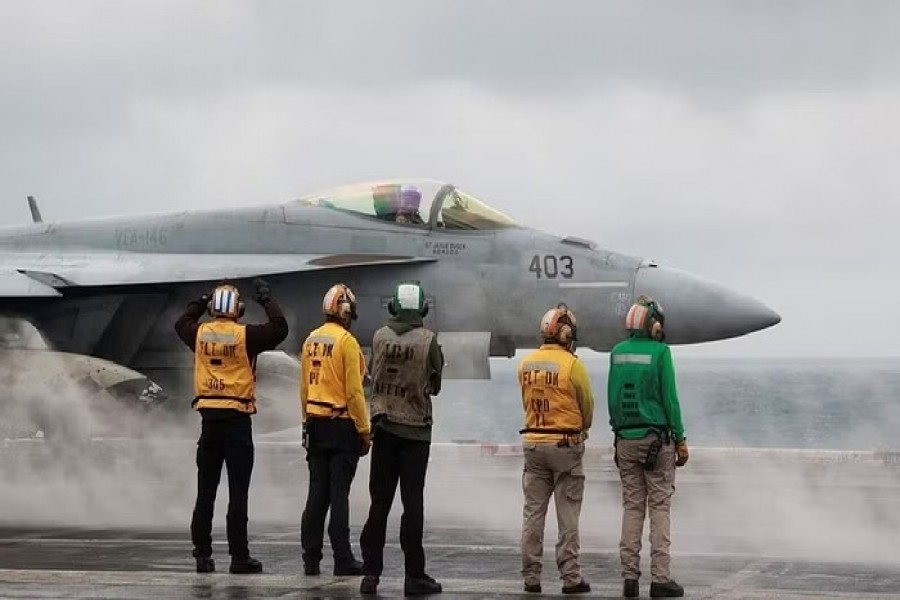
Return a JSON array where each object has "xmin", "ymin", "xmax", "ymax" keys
[
  {"xmin": 616, "ymin": 435, "xmax": 676, "ymax": 583},
  {"xmin": 521, "ymin": 442, "xmax": 585, "ymax": 587}
]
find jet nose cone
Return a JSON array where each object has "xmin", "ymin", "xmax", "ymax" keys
[{"xmin": 634, "ymin": 265, "xmax": 780, "ymax": 344}]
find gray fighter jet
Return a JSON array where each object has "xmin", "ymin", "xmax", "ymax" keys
[{"xmin": 0, "ymin": 179, "xmax": 779, "ymax": 428}]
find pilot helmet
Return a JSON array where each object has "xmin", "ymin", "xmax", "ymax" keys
[
  {"xmin": 388, "ymin": 280, "xmax": 429, "ymax": 317},
  {"xmin": 540, "ymin": 304, "xmax": 577, "ymax": 350},
  {"xmin": 399, "ymin": 186, "xmax": 422, "ymax": 213},
  {"xmin": 625, "ymin": 295, "xmax": 665, "ymax": 341},
  {"xmin": 323, "ymin": 283, "xmax": 358, "ymax": 323},
  {"xmin": 208, "ymin": 283, "xmax": 245, "ymax": 319},
  {"xmin": 372, "ymin": 184, "xmax": 401, "ymax": 217}
]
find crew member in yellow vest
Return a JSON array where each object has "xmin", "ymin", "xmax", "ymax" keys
[
  {"xmin": 300, "ymin": 283, "xmax": 370, "ymax": 577},
  {"xmin": 518, "ymin": 305, "xmax": 594, "ymax": 595},
  {"xmin": 175, "ymin": 278, "xmax": 288, "ymax": 575}
]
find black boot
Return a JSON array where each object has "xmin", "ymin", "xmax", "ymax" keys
[
  {"xmin": 194, "ymin": 555, "xmax": 215, "ymax": 573},
  {"xmin": 624, "ymin": 579, "xmax": 639, "ymax": 598},
  {"xmin": 334, "ymin": 558, "xmax": 363, "ymax": 576},
  {"xmin": 229, "ymin": 556, "xmax": 263, "ymax": 574},
  {"xmin": 650, "ymin": 580, "xmax": 684, "ymax": 597},
  {"xmin": 562, "ymin": 579, "xmax": 591, "ymax": 594},
  {"xmin": 405, "ymin": 574, "xmax": 443, "ymax": 595},
  {"xmin": 360, "ymin": 575, "xmax": 379, "ymax": 595},
  {"xmin": 524, "ymin": 582, "xmax": 542, "ymax": 593},
  {"xmin": 303, "ymin": 562, "xmax": 320, "ymax": 576}
]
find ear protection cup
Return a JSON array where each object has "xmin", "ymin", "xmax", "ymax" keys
[
  {"xmin": 420, "ymin": 300, "xmax": 429, "ymax": 318},
  {"xmin": 388, "ymin": 299, "xmax": 398, "ymax": 316},
  {"xmin": 647, "ymin": 300, "xmax": 664, "ymax": 341},
  {"xmin": 238, "ymin": 302, "xmax": 245, "ymax": 318}
]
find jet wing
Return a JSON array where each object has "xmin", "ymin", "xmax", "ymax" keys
[
  {"xmin": 0, "ymin": 252, "xmax": 434, "ymax": 294},
  {"xmin": 0, "ymin": 270, "xmax": 62, "ymax": 297}
]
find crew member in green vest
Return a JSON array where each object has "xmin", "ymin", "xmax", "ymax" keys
[{"xmin": 608, "ymin": 295, "xmax": 689, "ymax": 598}]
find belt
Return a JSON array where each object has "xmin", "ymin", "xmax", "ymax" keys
[
  {"xmin": 614, "ymin": 422, "xmax": 669, "ymax": 436},
  {"xmin": 519, "ymin": 427, "xmax": 582, "ymax": 435},
  {"xmin": 193, "ymin": 395, "xmax": 254, "ymax": 406},
  {"xmin": 519, "ymin": 427, "xmax": 585, "ymax": 447},
  {"xmin": 308, "ymin": 400, "xmax": 348, "ymax": 416}
]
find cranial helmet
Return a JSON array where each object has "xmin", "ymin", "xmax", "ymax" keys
[
  {"xmin": 540, "ymin": 303, "xmax": 577, "ymax": 350},
  {"xmin": 209, "ymin": 283, "xmax": 244, "ymax": 319},
  {"xmin": 323, "ymin": 283, "xmax": 358, "ymax": 322},
  {"xmin": 388, "ymin": 281, "xmax": 428, "ymax": 317},
  {"xmin": 625, "ymin": 295, "xmax": 666, "ymax": 341}
]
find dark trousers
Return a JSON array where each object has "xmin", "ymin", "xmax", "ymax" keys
[
  {"xmin": 190, "ymin": 415, "xmax": 254, "ymax": 560},
  {"xmin": 360, "ymin": 428, "xmax": 431, "ymax": 578},
  {"xmin": 300, "ymin": 417, "xmax": 361, "ymax": 566}
]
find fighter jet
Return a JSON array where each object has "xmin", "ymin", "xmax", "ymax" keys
[{"xmin": 0, "ymin": 179, "xmax": 779, "ymax": 428}]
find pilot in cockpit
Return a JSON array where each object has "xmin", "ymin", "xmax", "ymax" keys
[
  {"xmin": 372, "ymin": 184, "xmax": 424, "ymax": 225},
  {"xmin": 395, "ymin": 186, "xmax": 424, "ymax": 225}
]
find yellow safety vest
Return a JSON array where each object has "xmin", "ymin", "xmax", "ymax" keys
[
  {"xmin": 518, "ymin": 345, "xmax": 583, "ymax": 443},
  {"xmin": 193, "ymin": 320, "xmax": 256, "ymax": 414},
  {"xmin": 301, "ymin": 322, "xmax": 365, "ymax": 420}
]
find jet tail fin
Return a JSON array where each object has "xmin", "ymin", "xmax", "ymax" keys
[{"xmin": 27, "ymin": 196, "xmax": 42, "ymax": 223}]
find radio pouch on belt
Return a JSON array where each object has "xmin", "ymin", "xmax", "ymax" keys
[{"xmin": 643, "ymin": 434, "xmax": 662, "ymax": 470}]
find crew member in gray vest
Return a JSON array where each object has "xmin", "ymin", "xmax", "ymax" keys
[{"xmin": 359, "ymin": 281, "xmax": 444, "ymax": 597}]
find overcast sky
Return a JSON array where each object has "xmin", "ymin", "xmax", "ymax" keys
[{"xmin": 1, "ymin": 1, "xmax": 898, "ymax": 358}]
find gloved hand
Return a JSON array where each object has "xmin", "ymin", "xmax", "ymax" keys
[
  {"xmin": 196, "ymin": 293, "xmax": 211, "ymax": 307},
  {"xmin": 358, "ymin": 431, "xmax": 372, "ymax": 457},
  {"xmin": 675, "ymin": 439, "xmax": 689, "ymax": 467},
  {"xmin": 253, "ymin": 278, "xmax": 272, "ymax": 305}
]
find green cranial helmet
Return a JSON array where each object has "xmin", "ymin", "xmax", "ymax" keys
[{"xmin": 388, "ymin": 281, "xmax": 429, "ymax": 317}]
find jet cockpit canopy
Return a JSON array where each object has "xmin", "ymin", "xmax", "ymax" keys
[{"xmin": 295, "ymin": 179, "xmax": 518, "ymax": 231}]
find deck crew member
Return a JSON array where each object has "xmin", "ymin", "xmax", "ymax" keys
[
  {"xmin": 519, "ymin": 305, "xmax": 593, "ymax": 595},
  {"xmin": 175, "ymin": 278, "xmax": 288, "ymax": 574},
  {"xmin": 300, "ymin": 283, "xmax": 370, "ymax": 576},
  {"xmin": 359, "ymin": 281, "xmax": 444, "ymax": 596},
  {"xmin": 608, "ymin": 295, "xmax": 689, "ymax": 598}
]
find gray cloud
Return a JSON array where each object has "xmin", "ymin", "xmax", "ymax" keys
[
  {"xmin": 0, "ymin": 1, "xmax": 898, "ymax": 358},
  {"xmin": 3, "ymin": 1, "xmax": 900, "ymax": 98}
]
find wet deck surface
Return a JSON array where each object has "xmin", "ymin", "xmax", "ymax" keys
[
  {"xmin": 1, "ymin": 525, "xmax": 899, "ymax": 598},
  {"xmin": 1, "ymin": 441, "xmax": 899, "ymax": 598}
]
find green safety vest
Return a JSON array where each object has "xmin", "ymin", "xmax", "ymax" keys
[{"xmin": 607, "ymin": 336, "xmax": 683, "ymax": 441}]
